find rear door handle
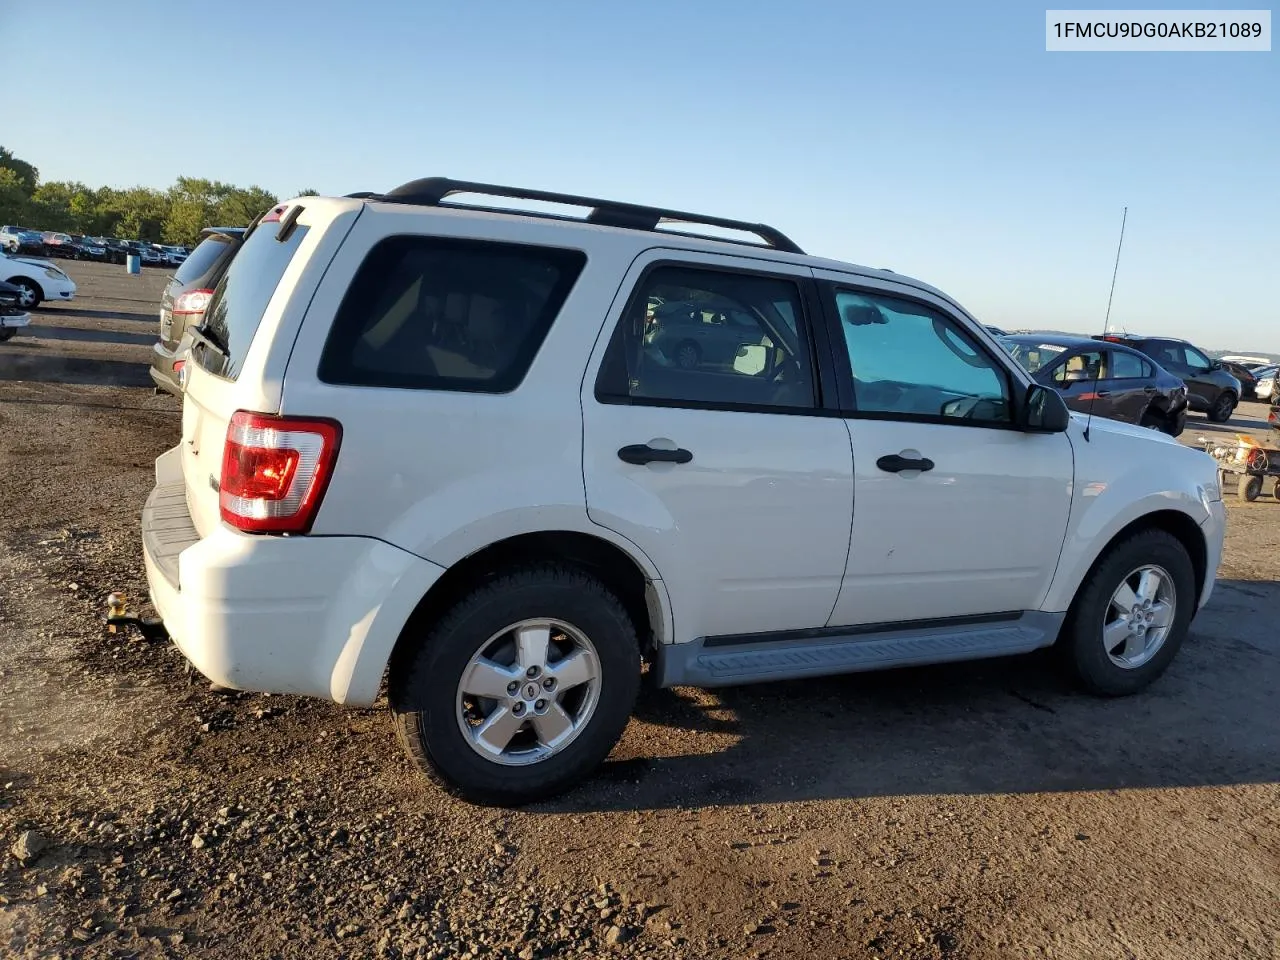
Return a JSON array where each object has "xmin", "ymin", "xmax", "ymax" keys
[
  {"xmin": 618, "ymin": 444, "xmax": 693, "ymax": 465},
  {"xmin": 876, "ymin": 454, "xmax": 935, "ymax": 473},
  {"xmin": 1096, "ymin": 390, "xmax": 1112, "ymax": 397}
]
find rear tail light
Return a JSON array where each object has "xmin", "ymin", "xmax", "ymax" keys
[
  {"xmin": 219, "ymin": 412, "xmax": 342, "ymax": 534},
  {"xmin": 172, "ymin": 288, "xmax": 214, "ymax": 315}
]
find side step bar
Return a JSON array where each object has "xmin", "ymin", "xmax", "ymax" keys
[{"xmin": 655, "ymin": 612, "xmax": 1063, "ymax": 688}]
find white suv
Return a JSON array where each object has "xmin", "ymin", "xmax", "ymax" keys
[{"xmin": 137, "ymin": 178, "xmax": 1225, "ymax": 805}]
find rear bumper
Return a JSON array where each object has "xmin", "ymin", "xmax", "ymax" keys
[
  {"xmin": 142, "ymin": 446, "xmax": 445, "ymax": 706},
  {"xmin": 0, "ymin": 311, "xmax": 30, "ymax": 330}
]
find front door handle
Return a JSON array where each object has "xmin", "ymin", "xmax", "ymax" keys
[
  {"xmin": 618, "ymin": 444, "xmax": 693, "ymax": 465},
  {"xmin": 876, "ymin": 453, "xmax": 935, "ymax": 473},
  {"xmin": 1095, "ymin": 390, "xmax": 1112, "ymax": 397}
]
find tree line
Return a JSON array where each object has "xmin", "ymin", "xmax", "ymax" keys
[{"xmin": 0, "ymin": 146, "xmax": 316, "ymax": 247}]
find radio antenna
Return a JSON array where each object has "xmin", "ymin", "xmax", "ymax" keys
[{"xmin": 1085, "ymin": 206, "xmax": 1128, "ymax": 442}]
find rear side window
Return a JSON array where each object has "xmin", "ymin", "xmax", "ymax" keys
[
  {"xmin": 196, "ymin": 223, "xmax": 311, "ymax": 380},
  {"xmin": 174, "ymin": 234, "xmax": 236, "ymax": 284},
  {"xmin": 318, "ymin": 237, "xmax": 586, "ymax": 393}
]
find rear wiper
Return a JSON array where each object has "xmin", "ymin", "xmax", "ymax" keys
[{"xmin": 188, "ymin": 322, "xmax": 227, "ymax": 359}]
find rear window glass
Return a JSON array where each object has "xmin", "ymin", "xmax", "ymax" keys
[
  {"xmin": 318, "ymin": 237, "xmax": 586, "ymax": 393},
  {"xmin": 174, "ymin": 234, "xmax": 236, "ymax": 284},
  {"xmin": 195, "ymin": 223, "xmax": 310, "ymax": 380}
]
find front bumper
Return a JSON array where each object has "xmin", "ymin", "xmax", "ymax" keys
[
  {"xmin": 0, "ymin": 311, "xmax": 30, "ymax": 330},
  {"xmin": 1198, "ymin": 497, "xmax": 1227, "ymax": 610},
  {"xmin": 141, "ymin": 446, "xmax": 445, "ymax": 706}
]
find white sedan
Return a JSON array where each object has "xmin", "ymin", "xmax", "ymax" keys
[{"xmin": 0, "ymin": 251, "xmax": 77, "ymax": 308}]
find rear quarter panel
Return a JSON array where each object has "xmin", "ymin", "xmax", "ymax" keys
[{"xmin": 280, "ymin": 206, "xmax": 655, "ymax": 573}]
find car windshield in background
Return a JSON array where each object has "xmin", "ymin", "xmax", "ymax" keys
[
  {"xmin": 196, "ymin": 222, "xmax": 310, "ymax": 380},
  {"xmin": 1005, "ymin": 341, "xmax": 1066, "ymax": 373}
]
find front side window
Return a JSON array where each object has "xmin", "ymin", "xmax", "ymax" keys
[
  {"xmin": 1005, "ymin": 341, "xmax": 1066, "ymax": 374},
  {"xmin": 595, "ymin": 265, "xmax": 816, "ymax": 410},
  {"xmin": 319, "ymin": 237, "xmax": 585, "ymax": 392},
  {"xmin": 1183, "ymin": 345, "xmax": 1212, "ymax": 371},
  {"xmin": 1051, "ymin": 349, "xmax": 1105, "ymax": 385},
  {"xmin": 833, "ymin": 289, "xmax": 1012, "ymax": 423}
]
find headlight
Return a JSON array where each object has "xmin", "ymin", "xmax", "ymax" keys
[{"xmin": 43, "ymin": 267, "xmax": 66, "ymax": 280}]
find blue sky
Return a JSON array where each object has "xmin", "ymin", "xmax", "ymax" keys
[{"xmin": 7, "ymin": 1, "xmax": 1278, "ymax": 351}]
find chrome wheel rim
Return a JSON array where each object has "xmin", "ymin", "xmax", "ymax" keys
[
  {"xmin": 14, "ymin": 284, "xmax": 34, "ymax": 307},
  {"xmin": 675, "ymin": 345, "xmax": 698, "ymax": 368},
  {"xmin": 1103, "ymin": 564, "xmax": 1176, "ymax": 669},
  {"xmin": 455, "ymin": 618, "xmax": 601, "ymax": 766}
]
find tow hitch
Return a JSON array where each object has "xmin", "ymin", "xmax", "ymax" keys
[{"xmin": 104, "ymin": 592, "xmax": 168, "ymax": 643}]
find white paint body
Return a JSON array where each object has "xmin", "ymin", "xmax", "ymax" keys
[{"xmin": 142, "ymin": 196, "xmax": 1226, "ymax": 706}]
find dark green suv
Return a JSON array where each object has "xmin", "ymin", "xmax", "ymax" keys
[{"xmin": 1095, "ymin": 334, "xmax": 1241, "ymax": 423}]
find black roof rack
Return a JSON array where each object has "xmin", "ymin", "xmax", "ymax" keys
[{"xmin": 366, "ymin": 177, "xmax": 804, "ymax": 254}]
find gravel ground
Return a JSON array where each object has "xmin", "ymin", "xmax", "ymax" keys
[{"xmin": 1, "ymin": 260, "xmax": 1277, "ymax": 959}]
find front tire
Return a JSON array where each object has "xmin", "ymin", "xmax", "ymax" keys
[
  {"xmin": 390, "ymin": 564, "xmax": 641, "ymax": 805},
  {"xmin": 8, "ymin": 278, "xmax": 41, "ymax": 309},
  {"xmin": 1060, "ymin": 529, "xmax": 1196, "ymax": 697}
]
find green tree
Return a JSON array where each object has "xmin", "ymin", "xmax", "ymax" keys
[
  {"xmin": 0, "ymin": 146, "xmax": 38, "ymax": 195},
  {"xmin": 0, "ymin": 168, "xmax": 33, "ymax": 224}
]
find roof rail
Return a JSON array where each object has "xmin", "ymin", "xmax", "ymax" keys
[{"xmin": 369, "ymin": 177, "xmax": 804, "ymax": 254}]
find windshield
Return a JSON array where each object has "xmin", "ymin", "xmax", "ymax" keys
[{"xmin": 1004, "ymin": 341, "xmax": 1067, "ymax": 373}]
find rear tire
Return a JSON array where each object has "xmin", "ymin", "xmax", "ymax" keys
[
  {"xmin": 390, "ymin": 564, "xmax": 641, "ymax": 806},
  {"xmin": 1060, "ymin": 529, "xmax": 1195, "ymax": 697},
  {"xmin": 0, "ymin": 328, "xmax": 15, "ymax": 342},
  {"xmin": 1207, "ymin": 391, "xmax": 1236, "ymax": 423}
]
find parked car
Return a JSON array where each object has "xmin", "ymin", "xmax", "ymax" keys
[
  {"xmin": 0, "ymin": 249, "xmax": 77, "ymax": 308},
  {"xmin": 0, "ymin": 279, "xmax": 31, "ymax": 341},
  {"xmin": 1094, "ymin": 334, "xmax": 1241, "ymax": 422},
  {"xmin": 160, "ymin": 245, "xmax": 189, "ymax": 267},
  {"xmin": 100, "ymin": 238, "xmax": 130, "ymax": 264},
  {"xmin": 1001, "ymin": 334, "xmax": 1188, "ymax": 435},
  {"xmin": 1218, "ymin": 360, "xmax": 1261, "ymax": 400},
  {"xmin": 141, "ymin": 244, "xmax": 164, "ymax": 266},
  {"xmin": 42, "ymin": 232, "xmax": 79, "ymax": 259},
  {"xmin": 131, "ymin": 178, "xmax": 1224, "ymax": 805},
  {"xmin": 1255, "ymin": 366, "xmax": 1279, "ymax": 404},
  {"xmin": 150, "ymin": 227, "xmax": 246, "ymax": 396},
  {"xmin": 1, "ymin": 227, "xmax": 46, "ymax": 255},
  {"xmin": 74, "ymin": 236, "xmax": 109, "ymax": 262}
]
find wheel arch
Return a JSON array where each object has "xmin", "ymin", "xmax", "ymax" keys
[
  {"xmin": 1060, "ymin": 508, "xmax": 1209, "ymax": 623},
  {"xmin": 8, "ymin": 275, "xmax": 43, "ymax": 301},
  {"xmin": 385, "ymin": 530, "xmax": 669, "ymax": 695}
]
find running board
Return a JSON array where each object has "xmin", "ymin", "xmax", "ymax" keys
[{"xmin": 654, "ymin": 612, "xmax": 1063, "ymax": 688}]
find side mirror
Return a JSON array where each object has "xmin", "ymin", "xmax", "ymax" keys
[{"xmin": 1021, "ymin": 383, "xmax": 1070, "ymax": 433}]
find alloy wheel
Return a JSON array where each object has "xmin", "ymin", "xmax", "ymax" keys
[
  {"xmin": 455, "ymin": 619, "xmax": 601, "ymax": 766},
  {"xmin": 1102, "ymin": 564, "xmax": 1177, "ymax": 669}
]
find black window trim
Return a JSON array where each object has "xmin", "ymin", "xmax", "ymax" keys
[
  {"xmin": 592, "ymin": 258, "xmax": 843, "ymax": 418},
  {"xmin": 816, "ymin": 278, "xmax": 1031, "ymax": 432},
  {"xmin": 316, "ymin": 233, "xmax": 589, "ymax": 395}
]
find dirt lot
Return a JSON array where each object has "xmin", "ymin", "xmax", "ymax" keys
[{"xmin": 1, "ymin": 260, "xmax": 1277, "ymax": 960}]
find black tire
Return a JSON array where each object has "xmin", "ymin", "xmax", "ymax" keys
[
  {"xmin": 390, "ymin": 564, "xmax": 641, "ymax": 806},
  {"xmin": 1207, "ymin": 391, "xmax": 1236, "ymax": 423},
  {"xmin": 1239, "ymin": 474, "xmax": 1262, "ymax": 501},
  {"xmin": 1139, "ymin": 412, "xmax": 1164, "ymax": 432},
  {"xmin": 1060, "ymin": 529, "xmax": 1196, "ymax": 697},
  {"xmin": 0, "ymin": 327, "xmax": 15, "ymax": 342},
  {"xmin": 673, "ymin": 341, "xmax": 701, "ymax": 370},
  {"xmin": 8, "ymin": 278, "xmax": 41, "ymax": 309},
  {"xmin": 1272, "ymin": 478, "xmax": 1280, "ymax": 501}
]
